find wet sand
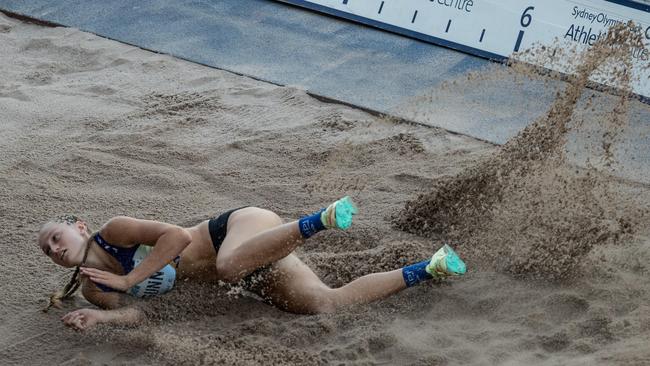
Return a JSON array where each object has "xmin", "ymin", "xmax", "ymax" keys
[{"xmin": 1, "ymin": 13, "xmax": 650, "ymax": 366}]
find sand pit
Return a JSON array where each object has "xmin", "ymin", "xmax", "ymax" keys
[{"xmin": 1, "ymin": 12, "xmax": 650, "ymax": 366}]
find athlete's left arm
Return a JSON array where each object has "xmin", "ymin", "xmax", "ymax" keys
[
  {"xmin": 61, "ymin": 279, "xmax": 145, "ymax": 331},
  {"xmin": 80, "ymin": 216, "xmax": 192, "ymax": 292}
]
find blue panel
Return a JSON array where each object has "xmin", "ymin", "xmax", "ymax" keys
[
  {"xmin": 604, "ymin": 0, "xmax": 650, "ymax": 12},
  {"xmin": 275, "ymin": 0, "xmax": 507, "ymax": 61},
  {"xmin": 0, "ymin": 0, "xmax": 646, "ymax": 170}
]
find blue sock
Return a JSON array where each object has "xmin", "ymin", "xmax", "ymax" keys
[
  {"xmin": 402, "ymin": 260, "xmax": 433, "ymax": 287},
  {"xmin": 298, "ymin": 209, "xmax": 325, "ymax": 238}
]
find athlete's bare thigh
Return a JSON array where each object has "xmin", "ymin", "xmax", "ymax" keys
[
  {"xmin": 217, "ymin": 207, "xmax": 332, "ymax": 314},
  {"xmin": 216, "ymin": 206, "xmax": 283, "ymax": 259}
]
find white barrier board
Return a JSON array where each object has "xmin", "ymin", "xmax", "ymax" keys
[{"xmin": 279, "ymin": 0, "xmax": 649, "ymax": 99}]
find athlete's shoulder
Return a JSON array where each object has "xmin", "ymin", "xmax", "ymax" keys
[{"xmin": 100, "ymin": 216, "xmax": 190, "ymax": 247}]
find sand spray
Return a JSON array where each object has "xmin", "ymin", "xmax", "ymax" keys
[{"xmin": 395, "ymin": 23, "xmax": 649, "ymax": 280}]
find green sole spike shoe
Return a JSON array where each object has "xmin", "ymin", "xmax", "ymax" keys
[
  {"xmin": 321, "ymin": 196, "xmax": 358, "ymax": 230},
  {"xmin": 425, "ymin": 244, "xmax": 467, "ymax": 278}
]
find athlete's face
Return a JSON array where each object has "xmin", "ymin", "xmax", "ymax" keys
[{"xmin": 38, "ymin": 221, "xmax": 88, "ymax": 268}]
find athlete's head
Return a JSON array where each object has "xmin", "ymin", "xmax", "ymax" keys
[
  {"xmin": 38, "ymin": 215, "xmax": 91, "ymax": 268},
  {"xmin": 38, "ymin": 215, "xmax": 93, "ymax": 312}
]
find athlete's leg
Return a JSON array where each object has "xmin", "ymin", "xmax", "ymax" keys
[
  {"xmin": 215, "ymin": 197, "xmax": 357, "ymax": 283},
  {"xmin": 214, "ymin": 207, "xmax": 301, "ymax": 282},
  {"xmin": 258, "ymin": 246, "xmax": 467, "ymax": 314},
  {"xmin": 329, "ymin": 269, "xmax": 407, "ymax": 307},
  {"xmin": 256, "ymin": 254, "xmax": 407, "ymax": 314}
]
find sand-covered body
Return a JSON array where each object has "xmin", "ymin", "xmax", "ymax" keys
[{"xmin": 1, "ymin": 13, "xmax": 649, "ymax": 366}]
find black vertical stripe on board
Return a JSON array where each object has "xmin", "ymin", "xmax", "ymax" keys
[
  {"xmin": 479, "ymin": 29, "xmax": 485, "ymax": 42},
  {"xmin": 514, "ymin": 30, "xmax": 525, "ymax": 51},
  {"xmin": 412, "ymin": 10, "xmax": 418, "ymax": 23},
  {"xmin": 378, "ymin": 1, "xmax": 384, "ymax": 14},
  {"xmin": 445, "ymin": 19, "xmax": 451, "ymax": 33}
]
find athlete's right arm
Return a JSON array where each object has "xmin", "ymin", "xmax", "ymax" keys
[{"xmin": 61, "ymin": 280, "xmax": 145, "ymax": 331}]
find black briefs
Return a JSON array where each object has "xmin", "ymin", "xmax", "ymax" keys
[
  {"xmin": 208, "ymin": 206, "xmax": 271, "ymax": 289},
  {"xmin": 208, "ymin": 207, "xmax": 248, "ymax": 256}
]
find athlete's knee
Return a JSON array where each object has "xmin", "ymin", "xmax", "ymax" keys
[
  {"xmin": 306, "ymin": 287, "xmax": 339, "ymax": 314},
  {"xmin": 215, "ymin": 257, "xmax": 247, "ymax": 283}
]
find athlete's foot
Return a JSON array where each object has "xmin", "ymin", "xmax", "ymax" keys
[
  {"xmin": 425, "ymin": 244, "xmax": 466, "ymax": 278},
  {"xmin": 320, "ymin": 196, "xmax": 358, "ymax": 230}
]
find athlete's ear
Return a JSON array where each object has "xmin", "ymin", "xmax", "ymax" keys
[{"xmin": 75, "ymin": 220, "xmax": 88, "ymax": 235}]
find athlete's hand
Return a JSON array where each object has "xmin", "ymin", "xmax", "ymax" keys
[
  {"xmin": 80, "ymin": 267, "xmax": 133, "ymax": 292},
  {"xmin": 62, "ymin": 308, "xmax": 104, "ymax": 331}
]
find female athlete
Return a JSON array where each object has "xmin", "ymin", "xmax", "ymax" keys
[{"xmin": 38, "ymin": 197, "xmax": 466, "ymax": 330}]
